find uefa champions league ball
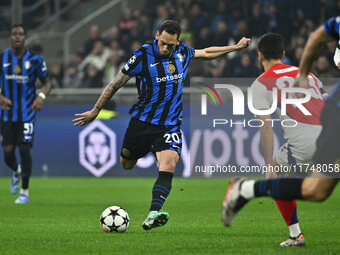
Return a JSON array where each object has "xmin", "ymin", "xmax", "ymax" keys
[{"xmin": 100, "ymin": 206, "xmax": 129, "ymax": 233}]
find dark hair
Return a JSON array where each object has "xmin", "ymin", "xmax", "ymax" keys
[
  {"xmin": 10, "ymin": 24, "xmax": 27, "ymax": 35},
  {"xmin": 159, "ymin": 20, "xmax": 181, "ymax": 39},
  {"xmin": 257, "ymin": 33, "xmax": 284, "ymax": 60}
]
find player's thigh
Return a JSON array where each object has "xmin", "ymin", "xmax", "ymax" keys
[
  {"xmin": 314, "ymin": 102, "xmax": 340, "ymax": 178},
  {"xmin": 120, "ymin": 118, "xmax": 152, "ymax": 161},
  {"xmin": 301, "ymin": 174, "xmax": 339, "ymax": 201},
  {"xmin": 155, "ymin": 150, "xmax": 179, "ymax": 173},
  {"xmin": 151, "ymin": 124, "xmax": 182, "ymax": 156},
  {"xmin": 152, "ymin": 125, "xmax": 181, "ymax": 172},
  {"xmin": 1, "ymin": 122, "xmax": 19, "ymax": 147}
]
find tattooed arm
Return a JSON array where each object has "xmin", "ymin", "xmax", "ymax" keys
[
  {"xmin": 93, "ymin": 71, "xmax": 131, "ymax": 111},
  {"xmin": 73, "ymin": 71, "xmax": 131, "ymax": 126}
]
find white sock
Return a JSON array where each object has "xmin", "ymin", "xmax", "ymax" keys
[
  {"xmin": 17, "ymin": 164, "xmax": 21, "ymax": 173},
  {"xmin": 239, "ymin": 180, "xmax": 255, "ymax": 199},
  {"xmin": 20, "ymin": 189, "xmax": 29, "ymax": 196},
  {"xmin": 289, "ymin": 223, "xmax": 301, "ymax": 238},
  {"xmin": 14, "ymin": 165, "xmax": 21, "ymax": 174}
]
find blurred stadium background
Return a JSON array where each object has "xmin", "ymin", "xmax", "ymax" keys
[{"xmin": 0, "ymin": 0, "xmax": 340, "ymax": 177}]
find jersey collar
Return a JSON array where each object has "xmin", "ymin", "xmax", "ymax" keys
[{"xmin": 9, "ymin": 48, "xmax": 28, "ymax": 59}]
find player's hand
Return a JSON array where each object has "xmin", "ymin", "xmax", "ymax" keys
[
  {"xmin": 32, "ymin": 97, "xmax": 44, "ymax": 111},
  {"xmin": 265, "ymin": 160, "xmax": 277, "ymax": 179},
  {"xmin": 73, "ymin": 109, "xmax": 98, "ymax": 126},
  {"xmin": 293, "ymin": 76, "xmax": 308, "ymax": 98},
  {"xmin": 0, "ymin": 95, "xmax": 12, "ymax": 111},
  {"xmin": 265, "ymin": 170, "xmax": 277, "ymax": 179},
  {"xmin": 236, "ymin": 37, "xmax": 251, "ymax": 51}
]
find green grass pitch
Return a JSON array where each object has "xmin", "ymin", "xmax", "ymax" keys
[{"xmin": 0, "ymin": 177, "xmax": 339, "ymax": 255}]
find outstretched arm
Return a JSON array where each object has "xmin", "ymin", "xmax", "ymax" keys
[
  {"xmin": 194, "ymin": 37, "xmax": 250, "ymax": 60},
  {"xmin": 298, "ymin": 26, "xmax": 334, "ymax": 78},
  {"xmin": 73, "ymin": 71, "xmax": 131, "ymax": 126}
]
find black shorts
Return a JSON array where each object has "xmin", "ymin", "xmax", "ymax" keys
[
  {"xmin": 120, "ymin": 117, "xmax": 182, "ymax": 160},
  {"xmin": 313, "ymin": 101, "xmax": 340, "ymax": 177},
  {"xmin": 1, "ymin": 121, "xmax": 35, "ymax": 147}
]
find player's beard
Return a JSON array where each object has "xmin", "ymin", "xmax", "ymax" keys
[
  {"xmin": 157, "ymin": 46, "xmax": 173, "ymax": 58},
  {"xmin": 160, "ymin": 51, "xmax": 172, "ymax": 58}
]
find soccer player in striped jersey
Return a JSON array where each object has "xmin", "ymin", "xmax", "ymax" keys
[
  {"xmin": 222, "ymin": 18, "xmax": 340, "ymax": 242},
  {"xmin": 0, "ymin": 24, "xmax": 52, "ymax": 204},
  {"xmin": 73, "ymin": 20, "xmax": 250, "ymax": 230}
]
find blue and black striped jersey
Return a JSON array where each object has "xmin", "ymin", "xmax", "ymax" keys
[
  {"xmin": 122, "ymin": 39, "xmax": 195, "ymax": 126},
  {"xmin": 324, "ymin": 16, "xmax": 340, "ymax": 40},
  {"xmin": 0, "ymin": 48, "xmax": 47, "ymax": 122},
  {"xmin": 324, "ymin": 16, "xmax": 340, "ymax": 103}
]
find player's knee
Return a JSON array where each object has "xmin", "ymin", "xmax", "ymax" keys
[
  {"xmin": 160, "ymin": 158, "xmax": 178, "ymax": 172},
  {"xmin": 4, "ymin": 150, "xmax": 15, "ymax": 164},
  {"xmin": 304, "ymin": 182, "xmax": 331, "ymax": 202},
  {"xmin": 18, "ymin": 144, "xmax": 32, "ymax": 164},
  {"xmin": 167, "ymin": 159, "xmax": 177, "ymax": 170},
  {"xmin": 19, "ymin": 144, "xmax": 31, "ymax": 157},
  {"xmin": 310, "ymin": 191, "xmax": 329, "ymax": 202},
  {"xmin": 120, "ymin": 158, "xmax": 136, "ymax": 170},
  {"xmin": 314, "ymin": 186, "xmax": 333, "ymax": 201}
]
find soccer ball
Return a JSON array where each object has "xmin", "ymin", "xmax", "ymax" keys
[{"xmin": 100, "ymin": 206, "xmax": 129, "ymax": 233}]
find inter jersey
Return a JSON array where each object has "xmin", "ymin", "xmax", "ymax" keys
[
  {"xmin": 324, "ymin": 16, "xmax": 340, "ymax": 104},
  {"xmin": 122, "ymin": 39, "xmax": 195, "ymax": 126},
  {"xmin": 0, "ymin": 48, "xmax": 48, "ymax": 122}
]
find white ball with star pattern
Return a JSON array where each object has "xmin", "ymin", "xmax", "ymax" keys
[{"xmin": 100, "ymin": 206, "xmax": 129, "ymax": 233}]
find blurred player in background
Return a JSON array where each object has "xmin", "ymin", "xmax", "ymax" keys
[
  {"xmin": 222, "ymin": 17, "xmax": 340, "ymax": 240},
  {"xmin": 0, "ymin": 24, "xmax": 51, "ymax": 204},
  {"xmin": 73, "ymin": 20, "xmax": 250, "ymax": 230},
  {"xmin": 226, "ymin": 33, "xmax": 325, "ymax": 247}
]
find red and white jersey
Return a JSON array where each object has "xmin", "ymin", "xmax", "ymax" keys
[{"xmin": 251, "ymin": 63, "xmax": 324, "ymax": 162}]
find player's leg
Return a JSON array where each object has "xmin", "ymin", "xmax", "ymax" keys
[
  {"xmin": 273, "ymin": 146, "xmax": 304, "ymax": 247},
  {"xmin": 119, "ymin": 118, "xmax": 151, "ymax": 170},
  {"xmin": 15, "ymin": 143, "xmax": 32, "ymax": 204},
  {"xmin": 120, "ymin": 157, "xmax": 137, "ymax": 170},
  {"xmin": 1, "ymin": 122, "xmax": 21, "ymax": 194},
  {"xmin": 15, "ymin": 121, "xmax": 35, "ymax": 204},
  {"xmin": 275, "ymin": 199, "xmax": 304, "ymax": 247},
  {"xmin": 3, "ymin": 144, "xmax": 21, "ymax": 194},
  {"xmin": 222, "ymin": 176, "xmax": 338, "ymax": 226},
  {"xmin": 301, "ymin": 174, "xmax": 339, "ymax": 201},
  {"xmin": 3, "ymin": 144, "xmax": 18, "ymax": 171},
  {"xmin": 252, "ymin": 174, "xmax": 338, "ymax": 201},
  {"xmin": 142, "ymin": 150, "xmax": 179, "ymax": 230},
  {"xmin": 142, "ymin": 125, "xmax": 182, "ymax": 230},
  {"xmin": 152, "ymin": 150, "xmax": 178, "ymax": 210}
]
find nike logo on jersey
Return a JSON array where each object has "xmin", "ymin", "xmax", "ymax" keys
[
  {"xmin": 160, "ymin": 195, "xmax": 166, "ymax": 199},
  {"xmin": 150, "ymin": 62, "xmax": 160, "ymax": 67},
  {"xmin": 172, "ymin": 145, "xmax": 180, "ymax": 149},
  {"xmin": 3, "ymin": 63, "xmax": 11, "ymax": 67}
]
